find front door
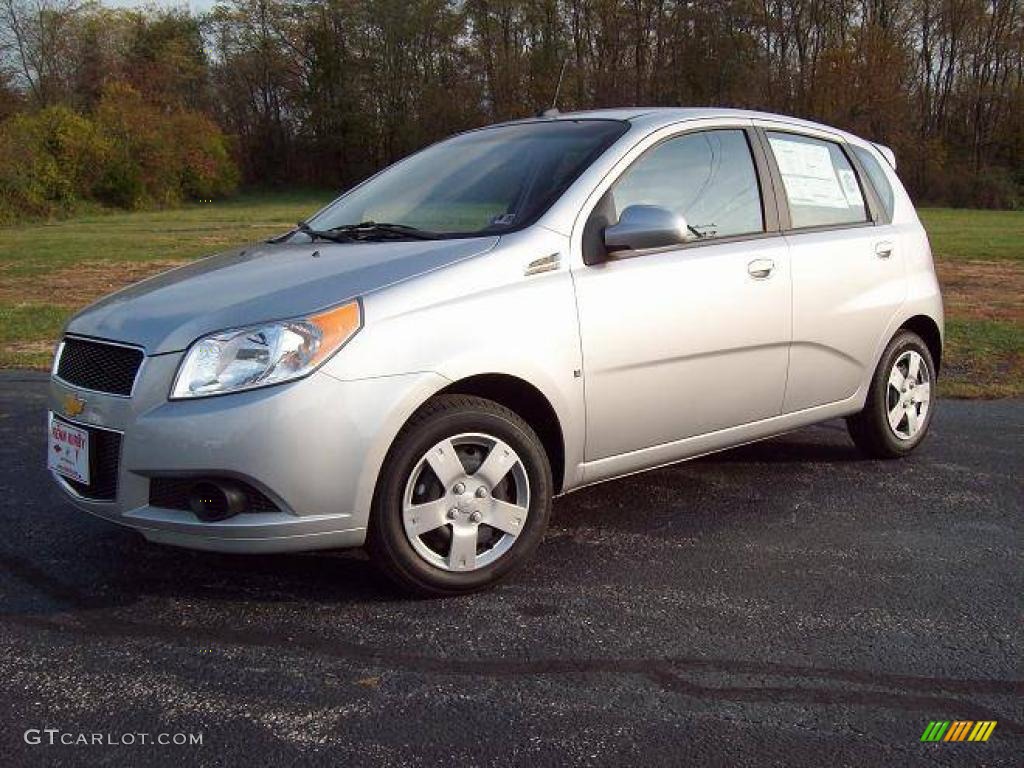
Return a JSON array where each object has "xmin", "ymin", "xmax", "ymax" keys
[{"xmin": 572, "ymin": 128, "xmax": 792, "ymax": 462}]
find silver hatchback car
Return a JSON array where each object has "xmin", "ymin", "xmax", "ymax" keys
[{"xmin": 48, "ymin": 108, "xmax": 943, "ymax": 595}]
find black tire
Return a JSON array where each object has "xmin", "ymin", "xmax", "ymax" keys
[
  {"xmin": 846, "ymin": 330, "xmax": 937, "ymax": 459},
  {"xmin": 367, "ymin": 394, "xmax": 553, "ymax": 597}
]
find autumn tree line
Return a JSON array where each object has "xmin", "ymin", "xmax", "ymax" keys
[{"xmin": 1, "ymin": 0, "xmax": 1022, "ymax": 222}]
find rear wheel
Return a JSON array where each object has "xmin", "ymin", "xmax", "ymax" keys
[
  {"xmin": 368, "ymin": 395, "xmax": 552, "ymax": 596},
  {"xmin": 846, "ymin": 330, "xmax": 936, "ymax": 458}
]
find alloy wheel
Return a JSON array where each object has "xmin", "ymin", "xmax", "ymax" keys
[
  {"xmin": 401, "ymin": 433, "xmax": 531, "ymax": 572},
  {"xmin": 886, "ymin": 350, "xmax": 931, "ymax": 440}
]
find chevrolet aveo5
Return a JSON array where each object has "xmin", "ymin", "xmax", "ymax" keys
[{"xmin": 48, "ymin": 109, "xmax": 943, "ymax": 595}]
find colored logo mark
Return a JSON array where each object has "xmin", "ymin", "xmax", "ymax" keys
[
  {"xmin": 63, "ymin": 393, "xmax": 86, "ymax": 418},
  {"xmin": 920, "ymin": 720, "xmax": 997, "ymax": 742}
]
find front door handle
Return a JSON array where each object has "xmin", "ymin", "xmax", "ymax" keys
[
  {"xmin": 875, "ymin": 241, "xmax": 894, "ymax": 259},
  {"xmin": 748, "ymin": 258, "xmax": 775, "ymax": 279}
]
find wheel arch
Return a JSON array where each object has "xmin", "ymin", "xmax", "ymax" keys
[
  {"xmin": 435, "ymin": 374, "xmax": 567, "ymax": 494},
  {"xmin": 899, "ymin": 314, "xmax": 943, "ymax": 374}
]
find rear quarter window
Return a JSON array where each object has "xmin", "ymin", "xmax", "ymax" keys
[{"xmin": 852, "ymin": 145, "xmax": 895, "ymax": 222}]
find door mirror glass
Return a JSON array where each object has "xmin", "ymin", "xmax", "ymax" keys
[{"xmin": 603, "ymin": 205, "xmax": 691, "ymax": 253}]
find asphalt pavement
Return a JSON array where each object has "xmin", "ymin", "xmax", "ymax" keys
[{"xmin": 1, "ymin": 371, "xmax": 1021, "ymax": 766}]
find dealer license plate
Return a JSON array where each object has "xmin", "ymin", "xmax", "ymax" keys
[{"xmin": 47, "ymin": 413, "xmax": 90, "ymax": 485}]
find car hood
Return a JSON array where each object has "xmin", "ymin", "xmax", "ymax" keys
[{"xmin": 66, "ymin": 236, "xmax": 499, "ymax": 354}]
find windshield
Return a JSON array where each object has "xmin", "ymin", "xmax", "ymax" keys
[{"xmin": 309, "ymin": 119, "xmax": 628, "ymax": 237}]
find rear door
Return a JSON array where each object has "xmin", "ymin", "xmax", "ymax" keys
[{"xmin": 757, "ymin": 126, "xmax": 906, "ymax": 412}]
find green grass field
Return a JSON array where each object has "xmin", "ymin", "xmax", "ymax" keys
[
  {"xmin": 1, "ymin": 198, "xmax": 1020, "ymax": 396},
  {"xmin": 0, "ymin": 190, "xmax": 334, "ymax": 279},
  {"xmin": 917, "ymin": 209, "xmax": 1023, "ymax": 397},
  {"xmin": 917, "ymin": 208, "xmax": 1024, "ymax": 261}
]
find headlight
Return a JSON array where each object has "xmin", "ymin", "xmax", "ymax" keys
[{"xmin": 170, "ymin": 300, "xmax": 362, "ymax": 399}]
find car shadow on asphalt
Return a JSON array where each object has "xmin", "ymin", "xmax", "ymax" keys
[
  {"xmin": 3, "ymin": 423, "xmax": 891, "ymax": 617},
  {"xmin": 694, "ymin": 432, "xmax": 870, "ymax": 464}
]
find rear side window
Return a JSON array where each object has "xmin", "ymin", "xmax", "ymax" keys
[
  {"xmin": 852, "ymin": 145, "xmax": 895, "ymax": 221},
  {"xmin": 766, "ymin": 132, "xmax": 867, "ymax": 229},
  {"xmin": 610, "ymin": 129, "xmax": 764, "ymax": 240}
]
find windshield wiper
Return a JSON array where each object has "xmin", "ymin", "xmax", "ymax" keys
[
  {"xmin": 294, "ymin": 220, "xmax": 353, "ymax": 243},
  {"xmin": 325, "ymin": 221, "xmax": 441, "ymax": 241},
  {"xmin": 291, "ymin": 220, "xmax": 440, "ymax": 243}
]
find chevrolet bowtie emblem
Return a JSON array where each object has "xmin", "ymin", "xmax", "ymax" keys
[{"xmin": 63, "ymin": 393, "xmax": 86, "ymax": 418}]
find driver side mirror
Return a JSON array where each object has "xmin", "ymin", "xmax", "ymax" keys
[{"xmin": 603, "ymin": 205, "xmax": 692, "ymax": 254}]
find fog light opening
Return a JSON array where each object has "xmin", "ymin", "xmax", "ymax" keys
[{"xmin": 188, "ymin": 480, "xmax": 246, "ymax": 522}]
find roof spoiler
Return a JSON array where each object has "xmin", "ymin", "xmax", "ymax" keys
[{"xmin": 871, "ymin": 142, "xmax": 897, "ymax": 170}]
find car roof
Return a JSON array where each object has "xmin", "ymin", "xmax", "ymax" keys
[{"xmin": 524, "ymin": 107, "xmax": 864, "ymax": 144}]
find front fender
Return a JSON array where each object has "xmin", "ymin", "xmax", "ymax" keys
[{"xmin": 320, "ymin": 232, "xmax": 586, "ymax": 494}]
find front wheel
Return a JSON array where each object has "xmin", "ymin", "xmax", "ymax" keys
[
  {"xmin": 846, "ymin": 330, "xmax": 936, "ymax": 459},
  {"xmin": 367, "ymin": 395, "xmax": 553, "ymax": 596}
]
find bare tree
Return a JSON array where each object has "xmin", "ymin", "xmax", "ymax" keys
[{"xmin": 0, "ymin": 0, "xmax": 86, "ymax": 106}]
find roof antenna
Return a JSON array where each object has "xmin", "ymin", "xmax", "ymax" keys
[{"xmin": 539, "ymin": 59, "xmax": 569, "ymax": 117}]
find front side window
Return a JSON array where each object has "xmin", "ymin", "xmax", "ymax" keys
[
  {"xmin": 310, "ymin": 120, "xmax": 628, "ymax": 237},
  {"xmin": 608, "ymin": 129, "xmax": 764, "ymax": 240},
  {"xmin": 766, "ymin": 132, "xmax": 868, "ymax": 228}
]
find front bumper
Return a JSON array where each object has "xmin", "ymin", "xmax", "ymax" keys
[{"xmin": 49, "ymin": 351, "xmax": 445, "ymax": 553}]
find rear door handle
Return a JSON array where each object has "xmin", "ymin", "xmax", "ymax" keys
[
  {"xmin": 875, "ymin": 241, "xmax": 894, "ymax": 259},
  {"xmin": 748, "ymin": 258, "xmax": 775, "ymax": 279}
]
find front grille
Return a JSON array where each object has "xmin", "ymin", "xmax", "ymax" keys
[
  {"xmin": 56, "ymin": 337, "xmax": 144, "ymax": 396},
  {"xmin": 58, "ymin": 419, "xmax": 122, "ymax": 501},
  {"xmin": 149, "ymin": 478, "xmax": 280, "ymax": 513}
]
